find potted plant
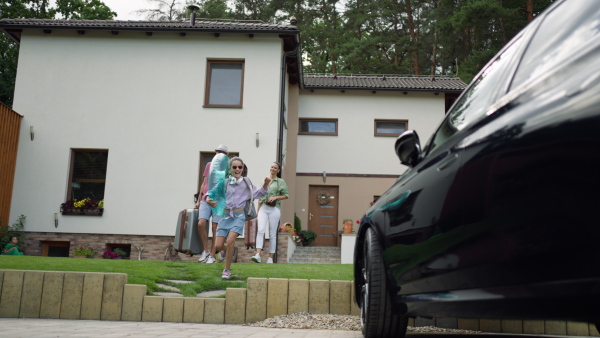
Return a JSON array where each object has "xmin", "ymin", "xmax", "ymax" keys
[
  {"xmin": 291, "ymin": 232, "xmax": 303, "ymax": 245},
  {"xmin": 342, "ymin": 218, "xmax": 354, "ymax": 234},
  {"xmin": 61, "ymin": 198, "xmax": 104, "ymax": 216},
  {"xmin": 298, "ymin": 230, "xmax": 317, "ymax": 246},
  {"xmin": 71, "ymin": 244, "xmax": 98, "ymax": 258}
]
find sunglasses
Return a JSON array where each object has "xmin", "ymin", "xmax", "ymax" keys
[{"xmin": 231, "ymin": 165, "xmax": 244, "ymax": 170}]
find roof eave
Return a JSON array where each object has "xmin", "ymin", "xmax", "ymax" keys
[{"xmin": 302, "ymin": 86, "xmax": 464, "ymax": 93}]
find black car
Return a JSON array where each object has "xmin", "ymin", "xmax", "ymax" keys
[{"xmin": 353, "ymin": 1, "xmax": 600, "ymax": 337}]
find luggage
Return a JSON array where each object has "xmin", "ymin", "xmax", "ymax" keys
[
  {"xmin": 244, "ymin": 218, "xmax": 257, "ymax": 249},
  {"xmin": 174, "ymin": 208, "xmax": 204, "ymax": 255}
]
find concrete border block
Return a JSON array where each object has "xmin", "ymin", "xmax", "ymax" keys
[
  {"xmin": 546, "ymin": 321, "xmax": 567, "ymax": 335},
  {"xmin": 245, "ymin": 278, "xmax": 267, "ymax": 323},
  {"xmin": 121, "ymin": 284, "xmax": 146, "ymax": 321},
  {"xmin": 267, "ymin": 278, "xmax": 288, "ymax": 318},
  {"xmin": 225, "ymin": 288, "xmax": 247, "ymax": 324},
  {"xmin": 0, "ymin": 270, "xmax": 24, "ymax": 318},
  {"xmin": 329, "ymin": 280, "xmax": 351, "ymax": 315},
  {"xmin": 288, "ymin": 279, "xmax": 309, "ymax": 314},
  {"xmin": 20, "ymin": 271, "xmax": 44, "ymax": 318},
  {"xmin": 40, "ymin": 271, "xmax": 64, "ymax": 319},
  {"xmin": 204, "ymin": 298, "xmax": 225, "ymax": 324},
  {"xmin": 458, "ymin": 318, "xmax": 479, "ymax": 331},
  {"xmin": 568, "ymin": 322, "xmax": 590, "ymax": 336},
  {"xmin": 183, "ymin": 298, "xmax": 204, "ymax": 323},
  {"xmin": 60, "ymin": 272, "xmax": 84, "ymax": 319},
  {"xmin": 501, "ymin": 319, "xmax": 523, "ymax": 333},
  {"xmin": 81, "ymin": 273, "xmax": 104, "ymax": 320},
  {"xmin": 142, "ymin": 296, "xmax": 163, "ymax": 322},
  {"xmin": 524, "ymin": 320, "xmax": 544, "ymax": 334},
  {"xmin": 163, "ymin": 297, "xmax": 184, "ymax": 323},
  {"xmin": 309, "ymin": 280, "xmax": 329, "ymax": 314},
  {"xmin": 480, "ymin": 319, "xmax": 501, "ymax": 333},
  {"xmin": 350, "ymin": 280, "xmax": 359, "ymax": 316},
  {"xmin": 101, "ymin": 273, "xmax": 127, "ymax": 321}
]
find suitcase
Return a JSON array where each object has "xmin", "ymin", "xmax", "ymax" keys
[
  {"xmin": 174, "ymin": 208, "xmax": 204, "ymax": 255},
  {"xmin": 244, "ymin": 218, "xmax": 257, "ymax": 249}
]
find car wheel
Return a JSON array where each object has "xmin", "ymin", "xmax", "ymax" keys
[{"xmin": 360, "ymin": 227, "xmax": 408, "ymax": 338}]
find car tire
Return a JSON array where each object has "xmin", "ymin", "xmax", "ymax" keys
[{"xmin": 360, "ymin": 227, "xmax": 408, "ymax": 338}]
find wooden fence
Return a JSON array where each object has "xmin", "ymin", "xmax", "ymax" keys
[{"xmin": 0, "ymin": 102, "xmax": 22, "ymax": 228}]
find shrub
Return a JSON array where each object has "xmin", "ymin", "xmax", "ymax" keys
[
  {"xmin": 102, "ymin": 250, "xmax": 119, "ymax": 259},
  {"xmin": 113, "ymin": 248, "xmax": 127, "ymax": 259},
  {"xmin": 71, "ymin": 244, "xmax": 98, "ymax": 257},
  {"xmin": 294, "ymin": 213, "xmax": 302, "ymax": 233},
  {"xmin": 298, "ymin": 230, "xmax": 317, "ymax": 246}
]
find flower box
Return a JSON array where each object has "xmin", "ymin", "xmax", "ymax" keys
[{"xmin": 61, "ymin": 207, "xmax": 104, "ymax": 216}]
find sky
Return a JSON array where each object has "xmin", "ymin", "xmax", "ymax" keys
[{"xmin": 102, "ymin": 0, "xmax": 149, "ymax": 20}]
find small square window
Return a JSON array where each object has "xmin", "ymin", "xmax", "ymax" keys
[
  {"xmin": 375, "ymin": 120, "xmax": 407, "ymax": 137},
  {"xmin": 67, "ymin": 149, "xmax": 108, "ymax": 202},
  {"xmin": 204, "ymin": 60, "xmax": 244, "ymax": 107},
  {"xmin": 299, "ymin": 118, "xmax": 338, "ymax": 135}
]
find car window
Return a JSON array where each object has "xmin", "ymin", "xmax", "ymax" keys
[
  {"xmin": 510, "ymin": 0, "xmax": 600, "ymax": 90},
  {"xmin": 425, "ymin": 36, "xmax": 524, "ymax": 155}
]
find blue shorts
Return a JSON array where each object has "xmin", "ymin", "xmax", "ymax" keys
[
  {"xmin": 198, "ymin": 200, "xmax": 221, "ymax": 223},
  {"xmin": 216, "ymin": 211, "xmax": 245, "ymax": 237}
]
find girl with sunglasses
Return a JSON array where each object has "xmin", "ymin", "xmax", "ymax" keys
[{"xmin": 206, "ymin": 157, "xmax": 270, "ymax": 279}]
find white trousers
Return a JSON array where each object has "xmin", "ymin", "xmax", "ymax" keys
[{"xmin": 256, "ymin": 205, "xmax": 281, "ymax": 253}]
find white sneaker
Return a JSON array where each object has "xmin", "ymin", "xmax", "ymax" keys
[
  {"xmin": 251, "ymin": 253, "xmax": 261, "ymax": 263},
  {"xmin": 198, "ymin": 251, "xmax": 209, "ymax": 262},
  {"xmin": 267, "ymin": 258, "xmax": 273, "ymax": 264},
  {"xmin": 219, "ymin": 250, "xmax": 226, "ymax": 262},
  {"xmin": 205, "ymin": 256, "xmax": 216, "ymax": 264}
]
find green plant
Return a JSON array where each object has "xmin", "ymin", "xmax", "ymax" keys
[
  {"xmin": 113, "ymin": 248, "xmax": 127, "ymax": 258},
  {"xmin": 343, "ymin": 218, "xmax": 353, "ymax": 223},
  {"xmin": 0, "ymin": 214, "xmax": 27, "ymax": 253},
  {"xmin": 294, "ymin": 213, "xmax": 302, "ymax": 233},
  {"xmin": 298, "ymin": 230, "xmax": 317, "ymax": 246},
  {"xmin": 71, "ymin": 244, "xmax": 98, "ymax": 258}
]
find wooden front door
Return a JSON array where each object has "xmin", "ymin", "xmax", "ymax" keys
[{"xmin": 308, "ymin": 186, "xmax": 339, "ymax": 247}]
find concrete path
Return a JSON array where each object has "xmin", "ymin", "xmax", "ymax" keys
[{"xmin": 0, "ymin": 318, "xmax": 363, "ymax": 337}]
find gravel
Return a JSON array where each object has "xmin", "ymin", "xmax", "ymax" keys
[{"xmin": 246, "ymin": 312, "xmax": 483, "ymax": 334}]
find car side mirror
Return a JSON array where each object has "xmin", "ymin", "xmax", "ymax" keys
[{"xmin": 395, "ymin": 130, "xmax": 422, "ymax": 167}]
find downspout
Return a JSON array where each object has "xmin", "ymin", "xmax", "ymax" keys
[
  {"xmin": 277, "ymin": 18, "xmax": 300, "ymax": 165},
  {"xmin": 275, "ymin": 18, "xmax": 300, "ymax": 264}
]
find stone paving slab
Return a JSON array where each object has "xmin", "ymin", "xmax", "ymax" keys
[{"xmin": 0, "ymin": 318, "xmax": 363, "ymax": 337}]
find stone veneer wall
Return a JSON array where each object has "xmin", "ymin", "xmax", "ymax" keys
[{"xmin": 21, "ymin": 231, "xmax": 290, "ymax": 263}]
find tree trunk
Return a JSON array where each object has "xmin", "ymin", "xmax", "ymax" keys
[
  {"xmin": 526, "ymin": 0, "xmax": 533, "ymax": 22},
  {"xmin": 406, "ymin": 0, "xmax": 420, "ymax": 75}
]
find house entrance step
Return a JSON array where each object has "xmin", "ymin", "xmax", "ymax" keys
[{"xmin": 289, "ymin": 246, "xmax": 341, "ymax": 264}]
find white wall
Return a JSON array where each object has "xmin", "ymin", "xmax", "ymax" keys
[
  {"xmin": 297, "ymin": 90, "xmax": 446, "ymax": 175},
  {"xmin": 10, "ymin": 30, "xmax": 285, "ymax": 236}
]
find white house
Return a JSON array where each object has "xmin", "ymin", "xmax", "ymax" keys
[{"xmin": 0, "ymin": 17, "xmax": 465, "ymax": 259}]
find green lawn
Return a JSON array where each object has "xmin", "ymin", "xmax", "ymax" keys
[{"xmin": 0, "ymin": 256, "xmax": 354, "ymax": 297}]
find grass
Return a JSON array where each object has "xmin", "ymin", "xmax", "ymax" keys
[{"xmin": 0, "ymin": 256, "xmax": 354, "ymax": 297}]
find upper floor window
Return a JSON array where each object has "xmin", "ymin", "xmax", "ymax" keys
[
  {"xmin": 67, "ymin": 149, "xmax": 108, "ymax": 202},
  {"xmin": 204, "ymin": 60, "xmax": 244, "ymax": 108},
  {"xmin": 375, "ymin": 119, "xmax": 407, "ymax": 137},
  {"xmin": 299, "ymin": 118, "xmax": 338, "ymax": 135}
]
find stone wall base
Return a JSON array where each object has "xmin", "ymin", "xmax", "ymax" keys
[{"xmin": 21, "ymin": 231, "xmax": 290, "ymax": 263}]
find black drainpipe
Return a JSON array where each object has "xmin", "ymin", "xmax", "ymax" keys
[{"xmin": 275, "ymin": 19, "xmax": 299, "ymax": 263}]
